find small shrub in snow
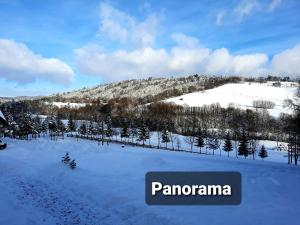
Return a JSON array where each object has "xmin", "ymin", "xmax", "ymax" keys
[
  {"xmin": 62, "ymin": 152, "xmax": 71, "ymax": 164},
  {"xmin": 69, "ymin": 160, "xmax": 77, "ymax": 170}
]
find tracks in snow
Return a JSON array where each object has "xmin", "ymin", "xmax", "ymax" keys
[{"xmin": 7, "ymin": 173, "xmax": 176, "ymax": 225}]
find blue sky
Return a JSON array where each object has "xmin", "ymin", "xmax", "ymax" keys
[{"xmin": 0, "ymin": 0, "xmax": 299, "ymax": 96}]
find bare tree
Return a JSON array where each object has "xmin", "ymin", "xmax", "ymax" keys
[
  {"xmin": 185, "ymin": 136, "xmax": 195, "ymax": 152},
  {"xmin": 175, "ymin": 137, "xmax": 181, "ymax": 151},
  {"xmin": 249, "ymin": 138, "xmax": 259, "ymax": 160}
]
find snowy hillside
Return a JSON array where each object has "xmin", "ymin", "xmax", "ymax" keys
[
  {"xmin": 0, "ymin": 137, "xmax": 299, "ymax": 225},
  {"xmin": 58, "ymin": 76, "xmax": 204, "ymax": 100},
  {"xmin": 165, "ymin": 82, "xmax": 298, "ymax": 117},
  {"xmin": 53, "ymin": 75, "xmax": 238, "ymax": 102}
]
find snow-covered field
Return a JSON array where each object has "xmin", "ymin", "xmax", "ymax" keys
[
  {"xmin": 44, "ymin": 102, "xmax": 87, "ymax": 109},
  {"xmin": 0, "ymin": 137, "xmax": 299, "ymax": 225},
  {"xmin": 165, "ymin": 82, "xmax": 297, "ymax": 117}
]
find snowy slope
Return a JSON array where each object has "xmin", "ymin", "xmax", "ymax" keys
[
  {"xmin": 44, "ymin": 102, "xmax": 87, "ymax": 109},
  {"xmin": 165, "ymin": 82, "xmax": 297, "ymax": 117},
  {"xmin": 0, "ymin": 137, "xmax": 299, "ymax": 225},
  {"xmin": 58, "ymin": 76, "xmax": 208, "ymax": 100}
]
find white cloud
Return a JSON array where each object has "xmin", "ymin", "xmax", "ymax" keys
[
  {"xmin": 75, "ymin": 33, "xmax": 282, "ymax": 81},
  {"xmin": 0, "ymin": 39, "xmax": 74, "ymax": 85},
  {"xmin": 216, "ymin": 11, "xmax": 225, "ymax": 26},
  {"xmin": 218, "ymin": 0, "xmax": 283, "ymax": 24},
  {"xmin": 205, "ymin": 48, "xmax": 233, "ymax": 73},
  {"xmin": 271, "ymin": 44, "xmax": 300, "ymax": 76},
  {"xmin": 267, "ymin": 0, "xmax": 282, "ymax": 12},
  {"xmin": 206, "ymin": 48, "xmax": 268, "ymax": 75},
  {"xmin": 75, "ymin": 3, "xmax": 298, "ymax": 81},
  {"xmin": 168, "ymin": 34, "xmax": 210, "ymax": 73},
  {"xmin": 75, "ymin": 45, "xmax": 169, "ymax": 81},
  {"xmin": 98, "ymin": 3, "xmax": 132, "ymax": 43},
  {"xmin": 171, "ymin": 33, "xmax": 200, "ymax": 48},
  {"xmin": 98, "ymin": 3, "xmax": 159, "ymax": 48},
  {"xmin": 139, "ymin": 2, "xmax": 151, "ymax": 13},
  {"xmin": 232, "ymin": 54, "xmax": 268, "ymax": 74},
  {"xmin": 233, "ymin": 0, "xmax": 261, "ymax": 21}
]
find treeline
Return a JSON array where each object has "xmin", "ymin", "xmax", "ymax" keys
[
  {"xmin": 244, "ymin": 75, "xmax": 297, "ymax": 82},
  {"xmin": 0, "ymin": 98, "xmax": 282, "ymax": 139},
  {"xmin": 0, "ymin": 109, "xmax": 269, "ymax": 161},
  {"xmin": 1, "ymin": 94, "xmax": 299, "ymax": 164}
]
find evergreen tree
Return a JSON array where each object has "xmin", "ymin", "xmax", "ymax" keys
[
  {"xmin": 41, "ymin": 121, "xmax": 48, "ymax": 134},
  {"xmin": 57, "ymin": 117, "xmax": 66, "ymax": 139},
  {"xmin": 87, "ymin": 120, "xmax": 95, "ymax": 136},
  {"xmin": 20, "ymin": 114, "xmax": 34, "ymax": 140},
  {"xmin": 120, "ymin": 125, "xmax": 129, "ymax": 142},
  {"xmin": 238, "ymin": 132, "xmax": 249, "ymax": 158},
  {"xmin": 223, "ymin": 133, "xmax": 233, "ymax": 157},
  {"xmin": 32, "ymin": 116, "xmax": 42, "ymax": 138},
  {"xmin": 96, "ymin": 117, "xmax": 105, "ymax": 145},
  {"xmin": 137, "ymin": 123, "xmax": 149, "ymax": 147},
  {"xmin": 195, "ymin": 128, "xmax": 205, "ymax": 153},
  {"xmin": 69, "ymin": 159, "xmax": 76, "ymax": 170},
  {"xmin": 4, "ymin": 112, "xmax": 16, "ymax": 138},
  {"xmin": 41, "ymin": 117, "xmax": 49, "ymax": 135},
  {"xmin": 258, "ymin": 145, "xmax": 268, "ymax": 160},
  {"xmin": 130, "ymin": 127, "xmax": 138, "ymax": 144},
  {"xmin": 67, "ymin": 115, "xmax": 76, "ymax": 134},
  {"xmin": 105, "ymin": 117, "xmax": 114, "ymax": 143},
  {"xmin": 161, "ymin": 128, "xmax": 170, "ymax": 148},
  {"xmin": 48, "ymin": 115, "xmax": 57, "ymax": 140},
  {"xmin": 62, "ymin": 152, "xmax": 71, "ymax": 164},
  {"xmin": 79, "ymin": 123, "xmax": 87, "ymax": 135}
]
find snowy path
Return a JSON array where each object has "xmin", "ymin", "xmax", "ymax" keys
[
  {"xmin": 1, "ymin": 161, "xmax": 104, "ymax": 225},
  {"xmin": 2, "ymin": 172, "xmax": 175, "ymax": 225}
]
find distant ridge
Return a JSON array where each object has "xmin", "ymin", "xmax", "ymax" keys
[{"xmin": 47, "ymin": 75, "xmax": 241, "ymax": 103}]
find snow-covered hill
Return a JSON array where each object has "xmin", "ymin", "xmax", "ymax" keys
[
  {"xmin": 165, "ymin": 82, "xmax": 298, "ymax": 117},
  {"xmin": 0, "ymin": 137, "xmax": 299, "ymax": 225},
  {"xmin": 52, "ymin": 75, "xmax": 237, "ymax": 102}
]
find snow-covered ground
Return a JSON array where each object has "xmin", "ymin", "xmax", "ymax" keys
[
  {"xmin": 0, "ymin": 137, "xmax": 299, "ymax": 225},
  {"xmin": 44, "ymin": 102, "xmax": 87, "ymax": 109},
  {"xmin": 165, "ymin": 82, "xmax": 297, "ymax": 117},
  {"xmin": 113, "ymin": 131, "xmax": 289, "ymax": 164}
]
